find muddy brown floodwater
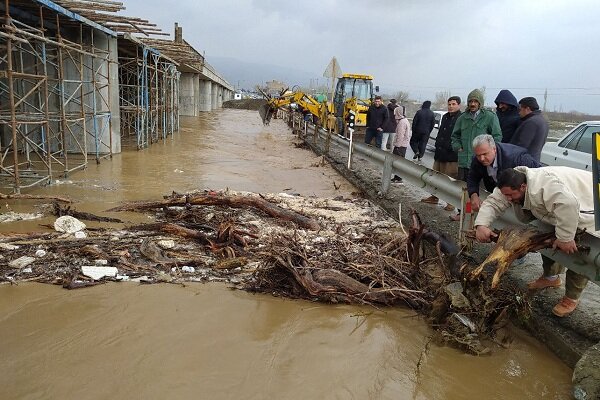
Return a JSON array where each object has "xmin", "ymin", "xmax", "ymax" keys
[{"xmin": 0, "ymin": 110, "xmax": 573, "ymax": 399}]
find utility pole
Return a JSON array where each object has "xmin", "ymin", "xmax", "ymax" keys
[{"xmin": 543, "ymin": 88, "xmax": 548, "ymax": 112}]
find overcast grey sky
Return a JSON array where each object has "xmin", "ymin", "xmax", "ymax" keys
[{"xmin": 123, "ymin": 0, "xmax": 600, "ymax": 114}]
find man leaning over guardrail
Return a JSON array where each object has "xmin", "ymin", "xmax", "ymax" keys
[
  {"xmin": 474, "ymin": 166, "xmax": 595, "ymax": 317},
  {"xmin": 467, "ymin": 134, "xmax": 541, "ymax": 212}
]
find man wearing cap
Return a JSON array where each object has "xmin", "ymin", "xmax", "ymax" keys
[
  {"xmin": 509, "ymin": 97, "xmax": 548, "ymax": 162},
  {"xmin": 450, "ymin": 89, "xmax": 502, "ymax": 220}
]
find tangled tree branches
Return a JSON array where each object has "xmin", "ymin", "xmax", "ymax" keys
[{"xmin": 0, "ymin": 191, "xmax": 536, "ymax": 355}]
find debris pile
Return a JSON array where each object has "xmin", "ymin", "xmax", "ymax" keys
[{"xmin": 0, "ymin": 190, "xmax": 530, "ymax": 354}]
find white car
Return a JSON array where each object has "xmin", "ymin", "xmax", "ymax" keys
[
  {"xmin": 540, "ymin": 121, "xmax": 597, "ymax": 171},
  {"xmin": 426, "ymin": 111, "xmax": 447, "ymax": 152}
]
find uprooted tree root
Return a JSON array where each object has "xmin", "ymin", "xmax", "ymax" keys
[{"xmin": 0, "ymin": 190, "xmax": 532, "ymax": 355}]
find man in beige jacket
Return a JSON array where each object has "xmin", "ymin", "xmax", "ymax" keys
[{"xmin": 474, "ymin": 166, "xmax": 595, "ymax": 317}]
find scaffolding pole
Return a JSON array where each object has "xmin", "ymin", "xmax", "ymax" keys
[
  {"xmin": 0, "ymin": 0, "xmax": 117, "ymax": 193},
  {"xmin": 118, "ymin": 41, "xmax": 179, "ymax": 150}
]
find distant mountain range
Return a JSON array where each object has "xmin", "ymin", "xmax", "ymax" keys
[{"xmin": 207, "ymin": 56, "xmax": 323, "ymax": 91}]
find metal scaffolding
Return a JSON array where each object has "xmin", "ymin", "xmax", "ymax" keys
[
  {"xmin": 0, "ymin": 0, "xmax": 182, "ymax": 192},
  {"xmin": 118, "ymin": 37, "xmax": 180, "ymax": 149},
  {"xmin": 0, "ymin": 0, "xmax": 116, "ymax": 193}
]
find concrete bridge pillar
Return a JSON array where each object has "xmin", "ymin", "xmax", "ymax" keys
[
  {"xmin": 199, "ymin": 79, "xmax": 212, "ymax": 112},
  {"xmin": 217, "ymin": 86, "xmax": 223, "ymax": 108},
  {"xmin": 179, "ymin": 73, "xmax": 199, "ymax": 116},
  {"xmin": 211, "ymin": 82, "xmax": 218, "ymax": 110}
]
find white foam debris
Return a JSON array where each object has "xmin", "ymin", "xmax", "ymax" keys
[{"xmin": 81, "ymin": 266, "xmax": 118, "ymax": 280}]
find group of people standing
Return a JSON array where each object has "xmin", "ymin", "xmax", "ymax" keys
[
  {"xmin": 365, "ymin": 89, "xmax": 549, "ymax": 205},
  {"xmin": 364, "ymin": 89, "xmax": 594, "ymax": 317}
]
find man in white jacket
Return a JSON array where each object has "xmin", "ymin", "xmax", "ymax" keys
[{"xmin": 474, "ymin": 166, "xmax": 595, "ymax": 317}]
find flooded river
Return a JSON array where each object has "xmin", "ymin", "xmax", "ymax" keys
[{"xmin": 0, "ymin": 110, "xmax": 572, "ymax": 399}]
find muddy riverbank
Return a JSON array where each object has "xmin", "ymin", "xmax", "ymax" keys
[{"xmin": 0, "ymin": 110, "xmax": 576, "ymax": 399}]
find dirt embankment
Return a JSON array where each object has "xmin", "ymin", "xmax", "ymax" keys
[{"xmin": 223, "ymin": 99, "xmax": 266, "ymax": 110}]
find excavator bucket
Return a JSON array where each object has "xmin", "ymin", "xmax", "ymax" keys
[{"xmin": 259, "ymin": 103, "xmax": 274, "ymax": 125}]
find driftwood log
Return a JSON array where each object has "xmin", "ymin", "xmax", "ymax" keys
[
  {"xmin": 128, "ymin": 222, "xmax": 210, "ymax": 242},
  {"xmin": 52, "ymin": 203, "xmax": 123, "ymax": 223},
  {"xmin": 468, "ymin": 226, "xmax": 555, "ymax": 288},
  {"xmin": 0, "ymin": 192, "xmax": 72, "ymax": 203},
  {"xmin": 108, "ymin": 193, "xmax": 320, "ymax": 231}
]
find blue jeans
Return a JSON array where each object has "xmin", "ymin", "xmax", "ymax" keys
[{"xmin": 365, "ymin": 128, "xmax": 382, "ymax": 148}]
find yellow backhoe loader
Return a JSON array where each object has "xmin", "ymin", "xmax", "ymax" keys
[{"xmin": 259, "ymin": 73, "xmax": 377, "ymax": 136}]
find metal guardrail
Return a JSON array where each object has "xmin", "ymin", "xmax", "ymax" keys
[{"xmin": 288, "ymin": 113, "xmax": 600, "ymax": 285}]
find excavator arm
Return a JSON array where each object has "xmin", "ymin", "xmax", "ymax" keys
[{"xmin": 259, "ymin": 89, "xmax": 327, "ymax": 126}]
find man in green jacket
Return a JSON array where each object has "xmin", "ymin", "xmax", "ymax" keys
[
  {"xmin": 451, "ymin": 89, "xmax": 502, "ymax": 179},
  {"xmin": 449, "ymin": 89, "xmax": 502, "ymax": 221}
]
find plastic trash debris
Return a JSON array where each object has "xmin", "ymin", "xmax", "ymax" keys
[
  {"xmin": 9, "ymin": 256, "xmax": 35, "ymax": 269},
  {"xmin": 0, "ymin": 211, "xmax": 43, "ymax": 223},
  {"xmin": 157, "ymin": 240, "xmax": 175, "ymax": 249},
  {"xmin": 81, "ymin": 266, "xmax": 118, "ymax": 280},
  {"xmin": 35, "ymin": 249, "xmax": 46, "ymax": 258},
  {"xmin": 116, "ymin": 275, "xmax": 130, "ymax": 281},
  {"xmin": 22, "ymin": 267, "xmax": 33, "ymax": 273},
  {"xmin": 54, "ymin": 216, "xmax": 86, "ymax": 234},
  {"xmin": 0, "ymin": 243, "xmax": 20, "ymax": 251},
  {"xmin": 74, "ymin": 231, "xmax": 87, "ymax": 239},
  {"xmin": 181, "ymin": 266, "xmax": 195, "ymax": 273},
  {"xmin": 94, "ymin": 259, "xmax": 108, "ymax": 265},
  {"xmin": 53, "ymin": 179, "xmax": 74, "ymax": 185},
  {"xmin": 445, "ymin": 282, "xmax": 471, "ymax": 308},
  {"xmin": 452, "ymin": 313, "xmax": 477, "ymax": 332}
]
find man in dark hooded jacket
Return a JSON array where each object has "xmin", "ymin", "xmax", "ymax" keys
[
  {"xmin": 410, "ymin": 100, "xmax": 435, "ymax": 162},
  {"xmin": 494, "ymin": 89, "xmax": 521, "ymax": 143}
]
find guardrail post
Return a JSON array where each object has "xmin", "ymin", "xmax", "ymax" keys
[
  {"xmin": 347, "ymin": 128, "xmax": 354, "ymax": 170},
  {"xmin": 458, "ymin": 187, "xmax": 475, "ymax": 252},
  {"xmin": 381, "ymin": 153, "xmax": 393, "ymax": 194}
]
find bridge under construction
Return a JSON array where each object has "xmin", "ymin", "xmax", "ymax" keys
[{"xmin": 0, "ymin": 0, "xmax": 233, "ymax": 193}]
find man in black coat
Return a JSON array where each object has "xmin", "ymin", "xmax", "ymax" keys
[
  {"xmin": 509, "ymin": 97, "xmax": 548, "ymax": 161},
  {"xmin": 494, "ymin": 89, "xmax": 521, "ymax": 143},
  {"xmin": 409, "ymin": 100, "xmax": 435, "ymax": 162},
  {"xmin": 467, "ymin": 134, "xmax": 541, "ymax": 212},
  {"xmin": 381, "ymin": 99, "xmax": 398, "ymax": 151},
  {"xmin": 365, "ymin": 95, "xmax": 388, "ymax": 148},
  {"xmin": 421, "ymin": 96, "xmax": 462, "ymax": 209}
]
